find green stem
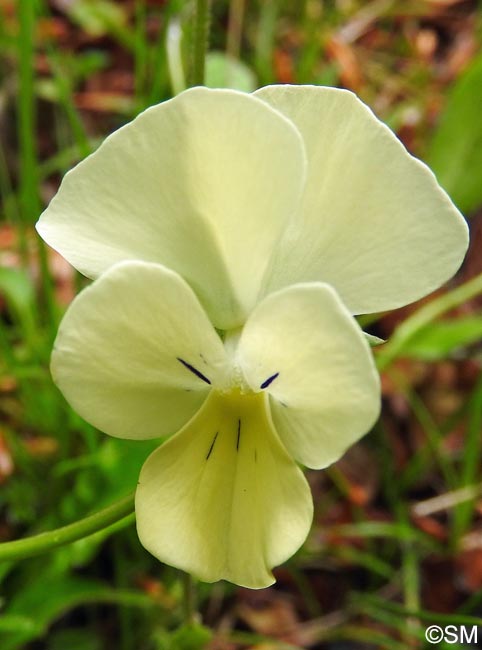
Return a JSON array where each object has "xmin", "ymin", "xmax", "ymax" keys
[
  {"xmin": 189, "ymin": 0, "xmax": 211, "ymax": 86},
  {"xmin": 376, "ymin": 272, "xmax": 482, "ymax": 371},
  {"xmin": 0, "ymin": 493, "xmax": 135, "ymax": 562},
  {"xmin": 17, "ymin": 0, "xmax": 37, "ymax": 261},
  {"xmin": 182, "ymin": 572, "xmax": 196, "ymax": 625}
]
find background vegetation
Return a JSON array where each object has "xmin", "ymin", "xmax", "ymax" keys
[{"xmin": 1, "ymin": 0, "xmax": 482, "ymax": 648}]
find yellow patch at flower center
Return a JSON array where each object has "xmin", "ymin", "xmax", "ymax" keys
[{"xmin": 202, "ymin": 388, "xmax": 269, "ymax": 458}]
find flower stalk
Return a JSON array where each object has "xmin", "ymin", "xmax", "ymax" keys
[
  {"xmin": 189, "ymin": 0, "xmax": 212, "ymax": 86},
  {"xmin": 0, "ymin": 493, "xmax": 135, "ymax": 562},
  {"xmin": 182, "ymin": 572, "xmax": 197, "ymax": 625}
]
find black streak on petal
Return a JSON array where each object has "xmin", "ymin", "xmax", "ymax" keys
[
  {"xmin": 177, "ymin": 357, "xmax": 211, "ymax": 385},
  {"xmin": 236, "ymin": 419, "xmax": 241, "ymax": 451},
  {"xmin": 260, "ymin": 372, "xmax": 279, "ymax": 389},
  {"xmin": 206, "ymin": 432, "xmax": 219, "ymax": 460}
]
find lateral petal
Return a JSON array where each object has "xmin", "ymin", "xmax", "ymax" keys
[
  {"xmin": 237, "ymin": 283, "xmax": 380, "ymax": 469},
  {"xmin": 52, "ymin": 261, "xmax": 228, "ymax": 439}
]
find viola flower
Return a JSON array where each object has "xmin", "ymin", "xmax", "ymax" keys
[
  {"xmin": 50, "ymin": 259, "xmax": 380, "ymax": 588},
  {"xmin": 37, "ymin": 85, "xmax": 469, "ymax": 330},
  {"xmin": 37, "ymin": 85, "xmax": 469, "ymax": 588}
]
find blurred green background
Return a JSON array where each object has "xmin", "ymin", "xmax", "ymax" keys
[{"xmin": 1, "ymin": 1, "xmax": 482, "ymax": 648}]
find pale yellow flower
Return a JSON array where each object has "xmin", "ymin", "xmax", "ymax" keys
[{"xmin": 37, "ymin": 85, "xmax": 468, "ymax": 588}]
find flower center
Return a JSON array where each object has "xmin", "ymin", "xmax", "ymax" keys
[
  {"xmin": 224, "ymin": 362, "xmax": 252, "ymax": 394},
  {"xmin": 176, "ymin": 329, "xmax": 280, "ymax": 395}
]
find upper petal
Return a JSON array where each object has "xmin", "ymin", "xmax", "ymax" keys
[
  {"xmin": 52, "ymin": 261, "xmax": 229, "ymax": 440},
  {"xmin": 236, "ymin": 283, "xmax": 380, "ymax": 469},
  {"xmin": 136, "ymin": 390, "xmax": 313, "ymax": 588},
  {"xmin": 255, "ymin": 85, "xmax": 469, "ymax": 315},
  {"xmin": 37, "ymin": 87, "xmax": 307, "ymax": 329}
]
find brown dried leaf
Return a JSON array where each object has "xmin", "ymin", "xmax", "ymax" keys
[
  {"xmin": 411, "ymin": 514, "xmax": 448, "ymax": 541},
  {"xmin": 456, "ymin": 548, "xmax": 482, "ymax": 593},
  {"xmin": 237, "ymin": 591, "xmax": 301, "ymax": 644},
  {"xmin": 334, "ymin": 444, "xmax": 380, "ymax": 506}
]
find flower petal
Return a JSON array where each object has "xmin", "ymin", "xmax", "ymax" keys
[
  {"xmin": 255, "ymin": 85, "xmax": 469, "ymax": 314},
  {"xmin": 237, "ymin": 283, "xmax": 380, "ymax": 469},
  {"xmin": 136, "ymin": 390, "xmax": 313, "ymax": 588},
  {"xmin": 51, "ymin": 261, "xmax": 229, "ymax": 440},
  {"xmin": 37, "ymin": 87, "xmax": 307, "ymax": 329}
]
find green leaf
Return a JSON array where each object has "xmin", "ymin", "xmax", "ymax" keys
[
  {"xmin": 58, "ymin": 0, "xmax": 133, "ymax": 50},
  {"xmin": 376, "ymin": 273, "xmax": 482, "ymax": 371},
  {"xmin": 205, "ymin": 52, "xmax": 257, "ymax": 92},
  {"xmin": 401, "ymin": 315, "xmax": 482, "ymax": 361},
  {"xmin": 0, "ymin": 614, "xmax": 41, "ymax": 635},
  {"xmin": 63, "ymin": 0, "xmax": 126, "ymax": 37},
  {"xmin": 1, "ymin": 572, "xmax": 159, "ymax": 650},
  {"xmin": 426, "ymin": 53, "xmax": 482, "ymax": 215},
  {"xmin": 0, "ymin": 267, "xmax": 34, "ymax": 323},
  {"xmin": 164, "ymin": 624, "xmax": 213, "ymax": 650},
  {"xmin": 0, "ymin": 267, "xmax": 37, "ymax": 343},
  {"xmin": 1, "ymin": 576, "xmax": 104, "ymax": 649}
]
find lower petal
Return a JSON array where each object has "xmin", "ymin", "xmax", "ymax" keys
[{"xmin": 135, "ymin": 390, "xmax": 313, "ymax": 589}]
